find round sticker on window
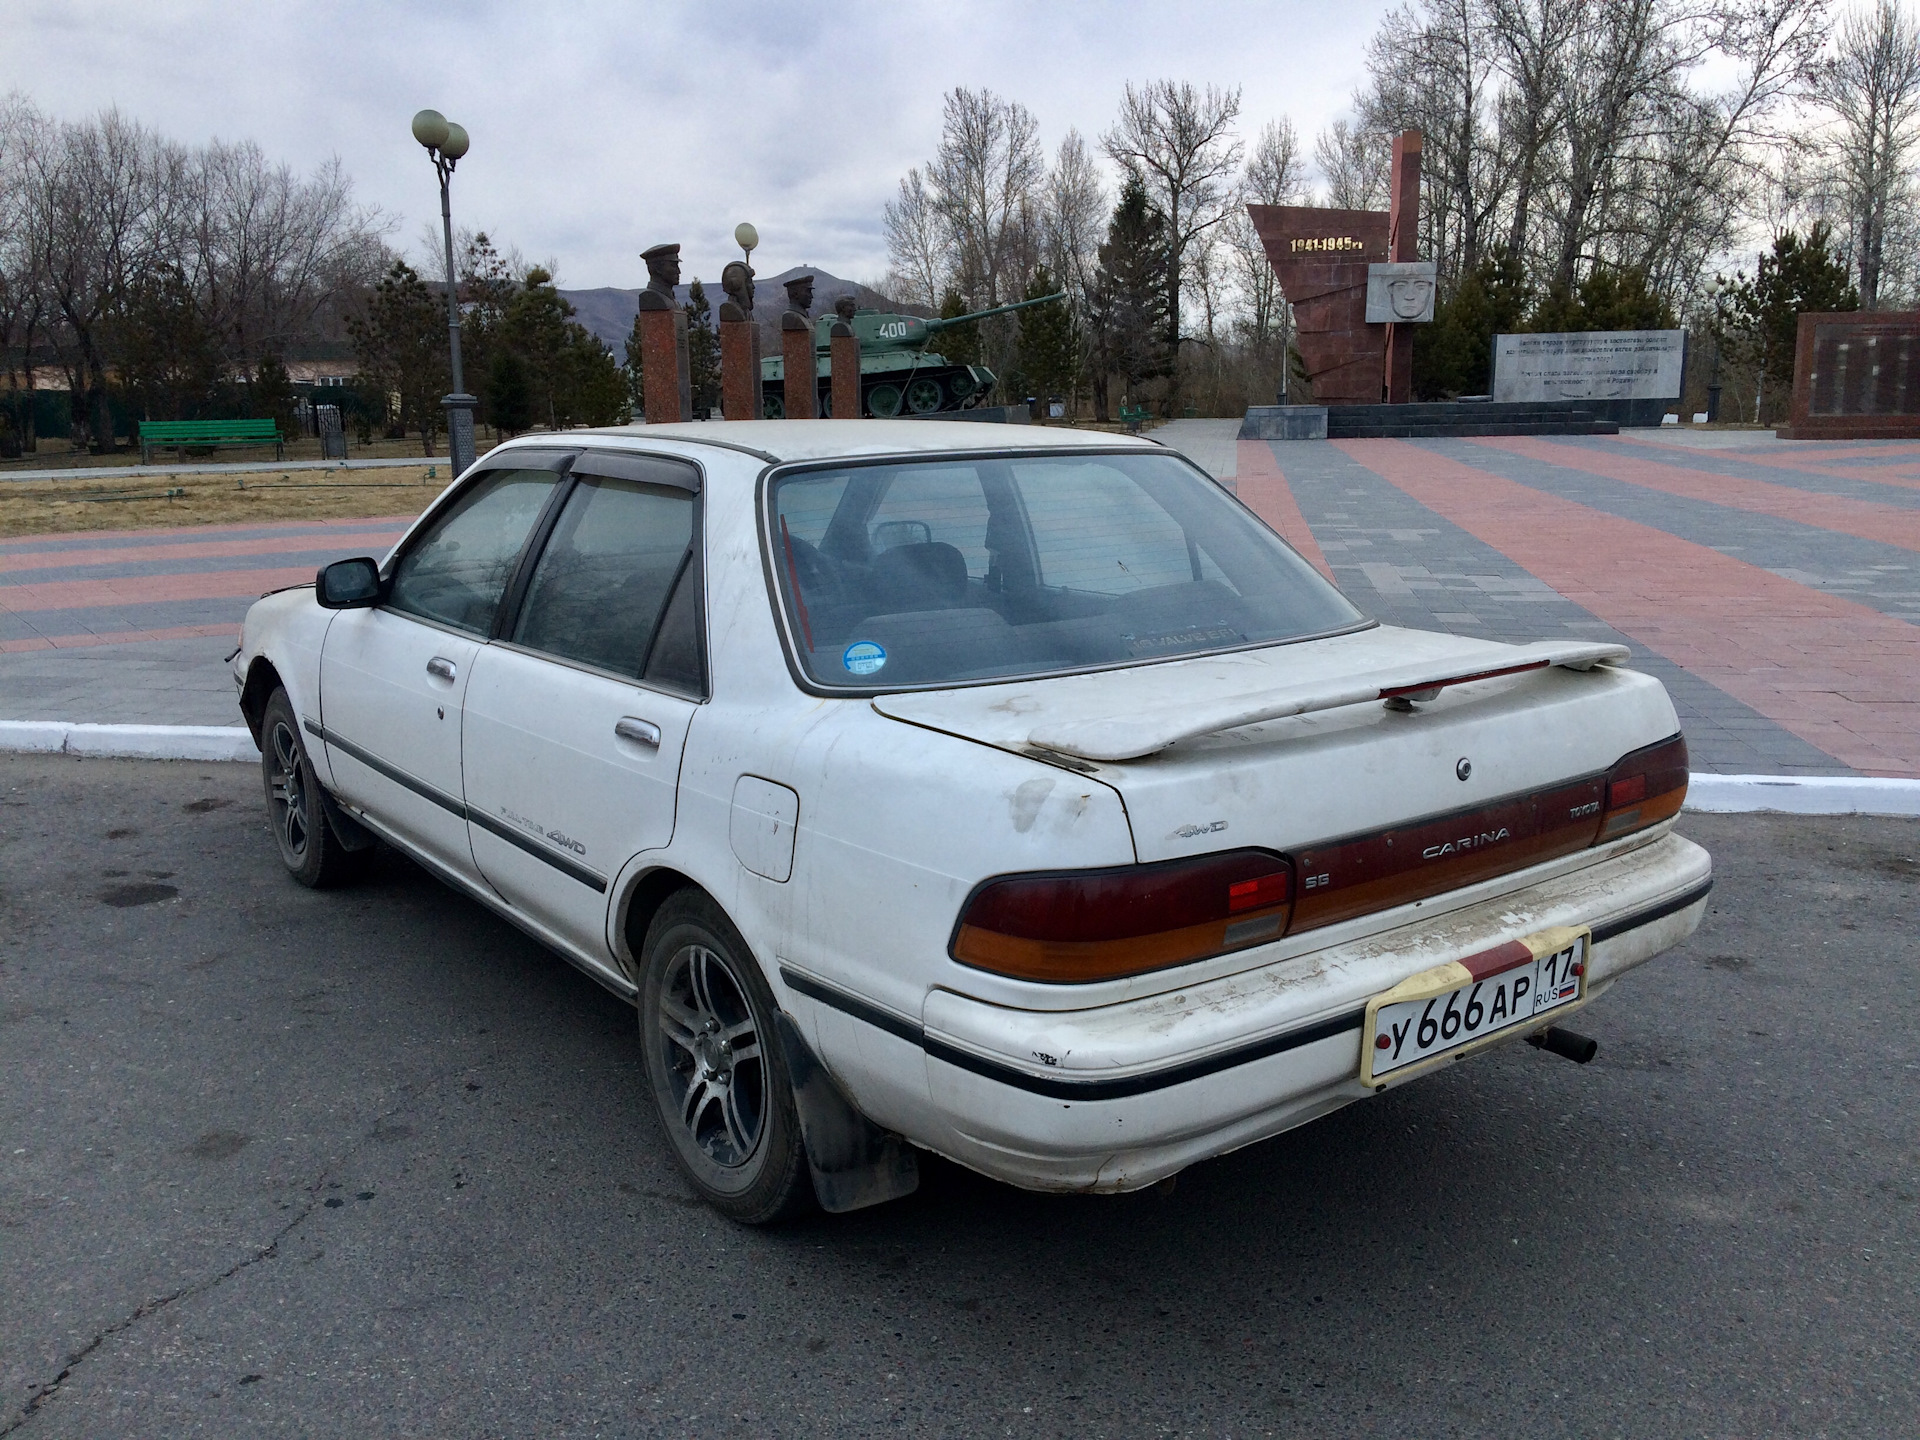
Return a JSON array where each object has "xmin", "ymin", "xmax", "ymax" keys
[{"xmin": 843, "ymin": 641, "xmax": 888, "ymax": 676}]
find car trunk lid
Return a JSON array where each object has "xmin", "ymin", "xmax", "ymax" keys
[{"xmin": 872, "ymin": 626, "xmax": 1680, "ymax": 929}]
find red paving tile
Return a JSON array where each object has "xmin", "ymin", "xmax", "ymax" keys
[
  {"xmin": 1237, "ymin": 441, "xmax": 1335, "ymax": 581},
  {"xmin": 1478, "ymin": 436, "xmax": 1920, "ymax": 551},
  {"xmin": 1337, "ymin": 439, "xmax": 1920, "ymax": 778},
  {"xmin": 0, "ymin": 513, "xmax": 419, "ymax": 550},
  {"xmin": 0, "ymin": 528, "xmax": 406, "ymax": 576},
  {"xmin": 1620, "ymin": 438, "xmax": 1920, "ymax": 493},
  {"xmin": 0, "ymin": 622, "xmax": 240, "ymax": 654},
  {"xmin": 0, "ymin": 565, "xmax": 313, "ymax": 615}
]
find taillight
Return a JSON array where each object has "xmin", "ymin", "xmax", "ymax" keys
[
  {"xmin": 951, "ymin": 850, "xmax": 1295, "ymax": 983},
  {"xmin": 1598, "ymin": 733, "xmax": 1688, "ymax": 841}
]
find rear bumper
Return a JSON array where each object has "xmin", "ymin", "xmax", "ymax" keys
[{"xmin": 783, "ymin": 831, "xmax": 1710, "ymax": 1192}]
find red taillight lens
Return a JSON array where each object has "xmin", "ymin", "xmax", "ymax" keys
[
  {"xmin": 1598, "ymin": 733, "xmax": 1688, "ymax": 841},
  {"xmin": 951, "ymin": 850, "xmax": 1294, "ymax": 983}
]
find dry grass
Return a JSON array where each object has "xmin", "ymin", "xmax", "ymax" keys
[{"xmin": 0, "ymin": 465, "xmax": 445, "ymax": 538}]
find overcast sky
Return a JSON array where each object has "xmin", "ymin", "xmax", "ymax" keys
[{"xmin": 3, "ymin": 0, "xmax": 1395, "ymax": 290}]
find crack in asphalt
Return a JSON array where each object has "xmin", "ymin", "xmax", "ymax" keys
[
  {"xmin": 0, "ymin": 1046, "xmax": 512, "ymax": 1435},
  {"xmin": 2, "ymin": 1197, "xmax": 319, "ymax": 1435}
]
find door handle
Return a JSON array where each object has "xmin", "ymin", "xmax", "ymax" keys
[
  {"xmin": 426, "ymin": 656, "xmax": 457, "ymax": 681},
  {"xmin": 615, "ymin": 716, "xmax": 661, "ymax": 748}
]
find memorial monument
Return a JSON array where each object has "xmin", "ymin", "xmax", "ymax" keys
[
  {"xmin": 1246, "ymin": 130, "xmax": 1428, "ymax": 406},
  {"xmin": 780, "ymin": 274, "xmax": 818, "ymax": 419},
  {"xmin": 829, "ymin": 296, "xmax": 860, "ymax": 418},
  {"xmin": 635, "ymin": 242, "xmax": 692, "ymax": 423},
  {"xmin": 718, "ymin": 256, "xmax": 761, "ymax": 421},
  {"xmin": 1778, "ymin": 312, "xmax": 1920, "ymax": 439}
]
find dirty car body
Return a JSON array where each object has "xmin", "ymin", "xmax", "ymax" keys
[{"xmin": 234, "ymin": 420, "xmax": 1710, "ymax": 1216}]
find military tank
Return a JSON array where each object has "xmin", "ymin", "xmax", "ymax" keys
[{"xmin": 759, "ymin": 291, "xmax": 1066, "ymax": 418}]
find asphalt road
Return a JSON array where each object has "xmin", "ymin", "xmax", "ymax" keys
[{"xmin": 2, "ymin": 754, "xmax": 1915, "ymax": 1438}]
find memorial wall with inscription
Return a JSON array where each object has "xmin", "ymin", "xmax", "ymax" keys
[
  {"xmin": 1780, "ymin": 312, "xmax": 1920, "ymax": 439},
  {"xmin": 1492, "ymin": 330, "xmax": 1684, "ymax": 425}
]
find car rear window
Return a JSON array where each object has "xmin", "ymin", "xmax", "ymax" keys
[{"xmin": 766, "ymin": 450, "xmax": 1365, "ymax": 690}]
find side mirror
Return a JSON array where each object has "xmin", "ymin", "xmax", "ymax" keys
[{"xmin": 315, "ymin": 557, "xmax": 383, "ymax": 609}]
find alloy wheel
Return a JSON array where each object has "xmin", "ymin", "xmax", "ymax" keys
[
  {"xmin": 266, "ymin": 718, "xmax": 311, "ymax": 862},
  {"xmin": 656, "ymin": 943, "xmax": 766, "ymax": 1168}
]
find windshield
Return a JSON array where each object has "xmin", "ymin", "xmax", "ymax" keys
[{"xmin": 766, "ymin": 450, "xmax": 1366, "ymax": 690}]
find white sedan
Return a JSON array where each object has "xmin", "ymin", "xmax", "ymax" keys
[{"xmin": 234, "ymin": 420, "xmax": 1710, "ymax": 1222}]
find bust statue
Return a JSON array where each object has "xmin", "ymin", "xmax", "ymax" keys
[
  {"xmin": 834, "ymin": 295, "xmax": 857, "ymax": 323},
  {"xmin": 783, "ymin": 273, "xmax": 814, "ymax": 317},
  {"xmin": 720, "ymin": 260, "xmax": 755, "ymax": 319},
  {"xmin": 638, "ymin": 243, "xmax": 681, "ymax": 311}
]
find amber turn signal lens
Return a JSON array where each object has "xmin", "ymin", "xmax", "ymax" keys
[
  {"xmin": 951, "ymin": 850, "xmax": 1294, "ymax": 984},
  {"xmin": 1599, "ymin": 733, "xmax": 1688, "ymax": 841}
]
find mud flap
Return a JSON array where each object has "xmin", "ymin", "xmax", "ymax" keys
[
  {"xmin": 773, "ymin": 1010, "xmax": 919, "ymax": 1213},
  {"xmin": 319, "ymin": 787, "xmax": 376, "ymax": 852}
]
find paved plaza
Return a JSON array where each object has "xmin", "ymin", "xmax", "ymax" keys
[{"xmin": 2, "ymin": 425, "xmax": 1917, "ymax": 777}]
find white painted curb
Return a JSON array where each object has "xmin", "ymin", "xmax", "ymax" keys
[
  {"xmin": 0, "ymin": 727, "xmax": 1916, "ymax": 816},
  {"xmin": 1684, "ymin": 773, "xmax": 1920, "ymax": 817},
  {"xmin": 0, "ymin": 721, "xmax": 258, "ymax": 763}
]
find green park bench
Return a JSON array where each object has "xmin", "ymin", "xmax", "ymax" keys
[
  {"xmin": 1119, "ymin": 403, "xmax": 1151, "ymax": 433},
  {"xmin": 138, "ymin": 418, "xmax": 284, "ymax": 464}
]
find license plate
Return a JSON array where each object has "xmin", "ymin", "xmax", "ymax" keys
[{"xmin": 1359, "ymin": 926, "xmax": 1589, "ymax": 1086}]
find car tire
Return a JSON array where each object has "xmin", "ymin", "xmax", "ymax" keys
[
  {"xmin": 639, "ymin": 889, "xmax": 812, "ymax": 1224},
  {"xmin": 260, "ymin": 687, "xmax": 365, "ymax": 890}
]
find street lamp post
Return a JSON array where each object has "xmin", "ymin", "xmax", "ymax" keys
[{"xmin": 412, "ymin": 109, "xmax": 477, "ymax": 476}]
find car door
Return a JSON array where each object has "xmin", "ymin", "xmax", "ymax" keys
[
  {"xmin": 318, "ymin": 460, "xmax": 568, "ymax": 879},
  {"xmin": 460, "ymin": 450, "xmax": 705, "ymax": 960}
]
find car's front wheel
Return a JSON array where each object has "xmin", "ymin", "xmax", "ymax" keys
[
  {"xmin": 639, "ymin": 890, "xmax": 811, "ymax": 1223},
  {"xmin": 260, "ymin": 687, "xmax": 364, "ymax": 889}
]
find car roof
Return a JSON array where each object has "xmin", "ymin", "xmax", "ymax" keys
[{"xmin": 488, "ymin": 419, "xmax": 1164, "ymax": 467}]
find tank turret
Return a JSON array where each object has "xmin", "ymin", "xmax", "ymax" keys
[{"xmin": 758, "ymin": 291, "xmax": 1066, "ymax": 418}]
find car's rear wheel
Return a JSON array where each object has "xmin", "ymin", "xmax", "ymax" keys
[
  {"xmin": 260, "ymin": 687, "xmax": 364, "ymax": 889},
  {"xmin": 639, "ymin": 889, "xmax": 811, "ymax": 1223}
]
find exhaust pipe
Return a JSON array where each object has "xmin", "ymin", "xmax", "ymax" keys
[{"xmin": 1527, "ymin": 1026, "xmax": 1598, "ymax": 1065}]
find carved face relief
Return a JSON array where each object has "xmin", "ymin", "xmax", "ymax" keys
[{"xmin": 1389, "ymin": 276, "xmax": 1434, "ymax": 320}]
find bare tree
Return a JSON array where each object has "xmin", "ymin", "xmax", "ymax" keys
[
  {"xmin": 1041, "ymin": 130, "xmax": 1107, "ymax": 412},
  {"xmin": 1814, "ymin": 0, "xmax": 1920, "ymax": 307},
  {"xmin": 883, "ymin": 166, "xmax": 947, "ymax": 310},
  {"xmin": 1225, "ymin": 118, "xmax": 1307, "ymax": 370},
  {"xmin": 1102, "ymin": 79, "xmax": 1245, "ymax": 364},
  {"xmin": 927, "ymin": 87, "xmax": 1045, "ymax": 310},
  {"xmin": 30, "ymin": 109, "xmax": 178, "ymax": 450},
  {"xmin": 1362, "ymin": 0, "xmax": 1505, "ymax": 278},
  {"xmin": 1482, "ymin": 0, "xmax": 1580, "ymax": 261},
  {"xmin": 1314, "ymin": 118, "xmax": 1390, "ymax": 209},
  {"xmin": 0, "ymin": 96, "xmax": 53, "ymax": 445}
]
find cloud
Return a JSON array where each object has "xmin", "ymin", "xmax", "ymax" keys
[{"xmin": 5, "ymin": 0, "xmax": 1389, "ymax": 286}]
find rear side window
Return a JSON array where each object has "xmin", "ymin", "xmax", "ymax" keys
[
  {"xmin": 387, "ymin": 468, "xmax": 560, "ymax": 634},
  {"xmin": 511, "ymin": 476, "xmax": 697, "ymax": 683}
]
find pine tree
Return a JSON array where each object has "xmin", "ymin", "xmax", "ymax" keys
[
  {"xmin": 1414, "ymin": 249, "xmax": 1530, "ymax": 398},
  {"xmin": 1086, "ymin": 177, "xmax": 1171, "ymax": 418},
  {"xmin": 1013, "ymin": 267, "xmax": 1074, "ymax": 411},
  {"xmin": 685, "ymin": 278, "xmax": 721, "ymax": 414},
  {"xmin": 624, "ymin": 310, "xmax": 646, "ymax": 416},
  {"xmin": 487, "ymin": 349, "xmax": 533, "ymax": 435},
  {"xmin": 937, "ymin": 288, "xmax": 980, "ymax": 367},
  {"xmin": 1717, "ymin": 225, "xmax": 1860, "ymax": 420},
  {"xmin": 347, "ymin": 260, "xmax": 449, "ymax": 453}
]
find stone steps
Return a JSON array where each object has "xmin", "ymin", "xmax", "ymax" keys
[{"xmin": 1325, "ymin": 401, "xmax": 1618, "ymax": 438}]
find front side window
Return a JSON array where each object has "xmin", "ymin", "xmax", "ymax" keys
[
  {"xmin": 767, "ymin": 451, "xmax": 1365, "ymax": 690},
  {"xmin": 387, "ymin": 468, "xmax": 560, "ymax": 634},
  {"xmin": 511, "ymin": 475, "xmax": 698, "ymax": 684}
]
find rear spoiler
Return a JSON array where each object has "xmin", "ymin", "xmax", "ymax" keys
[{"xmin": 1027, "ymin": 642, "xmax": 1631, "ymax": 762}]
